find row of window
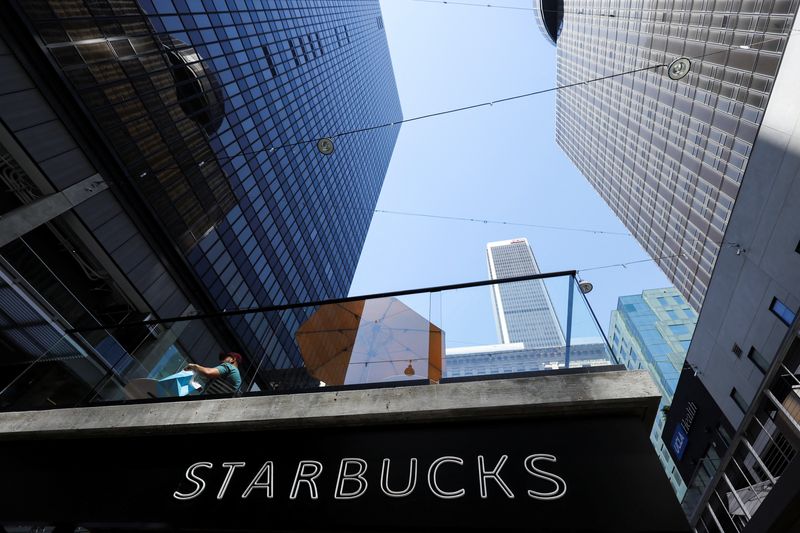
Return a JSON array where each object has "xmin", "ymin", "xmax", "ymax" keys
[{"xmin": 728, "ymin": 296, "xmax": 797, "ymax": 414}]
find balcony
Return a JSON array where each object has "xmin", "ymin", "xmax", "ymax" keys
[{"xmin": 0, "ymin": 271, "xmax": 615, "ymax": 412}]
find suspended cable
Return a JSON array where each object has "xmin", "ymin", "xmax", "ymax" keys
[
  {"xmin": 142, "ymin": 58, "xmax": 666, "ymax": 177},
  {"xmin": 410, "ymin": 0, "xmax": 534, "ymax": 11},
  {"xmin": 373, "ymin": 209, "xmax": 631, "ymax": 236},
  {"xmin": 186, "ymin": 34, "xmax": 786, "ymax": 168},
  {"xmin": 578, "ymin": 252, "xmax": 691, "ymax": 273}
]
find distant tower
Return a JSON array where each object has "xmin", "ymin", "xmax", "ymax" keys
[{"xmin": 486, "ymin": 238, "xmax": 565, "ymax": 348}]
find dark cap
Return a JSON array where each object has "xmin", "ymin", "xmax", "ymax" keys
[{"xmin": 219, "ymin": 351, "xmax": 242, "ymax": 364}]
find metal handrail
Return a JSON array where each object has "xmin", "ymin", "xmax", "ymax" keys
[{"xmin": 65, "ymin": 270, "xmax": 578, "ymax": 333}]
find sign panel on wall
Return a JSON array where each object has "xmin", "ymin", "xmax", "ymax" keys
[{"xmin": 0, "ymin": 415, "xmax": 689, "ymax": 531}]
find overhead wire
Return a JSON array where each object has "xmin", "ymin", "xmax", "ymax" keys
[
  {"xmin": 410, "ymin": 0, "xmax": 535, "ymax": 12},
  {"xmin": 373, "ymin": 209, "xmax": 631, "ymax": 236},
  {"xmin": 175, "ymin": 36, "xmax": 789, "ymax": 170},
  {"xmin": 578, "ymin": 252, "xmax": 692, "ymax": 274},
  {"xmin": 140, "ymin": 57, "xmax": 665, "ymax": 179},
  {"xmin": 134, "ymin": 32, "xmax": 791, "ymax": 245},
  {"xmin": 132, "ymin": 15, "xmax": 792, "ymax": 277}
]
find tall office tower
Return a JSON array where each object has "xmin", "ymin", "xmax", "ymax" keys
[
  {"xmin": 534, "ymin": 1, "xmax": 798, "ymax": 310},
  {"xmin": 0, "ymin": 0, "xmax": 401, "ymax": 407},
  {"xmin": 487, "ymin": 238, "xmax": 565, "ymax": 348},
  {"xmin": 647, "ymin": 27, "xmax": 800, "ymax": 532},
  {"xmin": 609, "ymin": 288, "xmax": 698, "ymax": 500}
]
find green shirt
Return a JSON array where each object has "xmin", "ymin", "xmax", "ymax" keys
[{"xmin": 213, "ymin": 362, "xmax": 242, "ymax": 391}]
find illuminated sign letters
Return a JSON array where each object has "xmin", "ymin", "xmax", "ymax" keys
[{"xmin": 173, "ymin": 454, "xmax": 567, "ymax": 502}]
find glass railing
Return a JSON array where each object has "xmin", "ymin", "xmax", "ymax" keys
[{"xmin": 0, "ymin": 272, "xmax": 617, "ymax": 411}]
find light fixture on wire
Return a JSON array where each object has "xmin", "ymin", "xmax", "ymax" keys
[
  {"xmin": 578, "ymin": 280, "xmax": 594, "ymax": 294},
  {"xmin": 667, "ymin": 57, "xmax": 692, "ymax": 80},
  {"xmin": 317, "ymin": 137, "xmax": 335, "ymax": 155}
]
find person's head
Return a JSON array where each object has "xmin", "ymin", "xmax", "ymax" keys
[{"xmin": 219, "ymin": 352, "xmax": 242, "ymax": 367}]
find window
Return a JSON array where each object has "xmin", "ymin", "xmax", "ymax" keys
[
  {"xmin": 669, "ymin": 324, "xmax": 690, "ymax": 335},
  {"xmin": 770, "ymin": 297, "xmax": 797, "ymax": 326},
  {"xmin": 747, "ymin": 347, "xmax": 769, "ymax": 374},
  {"xmin": 731, "ymin": 343, "xmax": 742, "ymax": 357},
  {"xmin": 796, "ymin": 240, "xmax": 800, "ymax": 255},
  {"xmin": 261, "ymin": 45, "xmax": 277, "ymax": 77},
  {"xmin": 730, "ymin": 388, "xmax": 748, "ymax": 413}
]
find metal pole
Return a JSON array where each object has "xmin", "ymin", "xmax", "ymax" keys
[{"xmin": 565, "ymin": 275, "xmax": 574, "ymax": 368}]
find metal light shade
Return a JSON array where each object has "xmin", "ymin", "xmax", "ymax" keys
[{"xmin": 296, "ymin": 297, "xmax": 444, "ymax": 385}]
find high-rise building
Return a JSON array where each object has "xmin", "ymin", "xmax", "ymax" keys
[
  {"xmin": 487, "ymin": 238, "xmax": 565, "ymax": 348},
  {"xmin": 659, "ymin": 30, "xmax": 800, "ymax": 531},
  {"xmin": 0, "ymin": 0, "xmax": 401, "ymax": 408},
  {"xmin": 534, "ymin": 0, "xmax": 798, "ymax": 310},
  {"xmin": 444, "ymin": 239, "xmax": 611, "ymax": 377},
  {"xmin": 609, "ymin": 288, "xmax": 698, "ymax": 499}
]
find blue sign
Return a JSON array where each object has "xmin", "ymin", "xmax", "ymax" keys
[{"xmin": 671, "ymin": 425, "xmax": 689, "ymax": 460}]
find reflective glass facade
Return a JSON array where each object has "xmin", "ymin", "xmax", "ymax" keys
[
  {"xmin": 13, "ymin": 0, "xmax": 402, "ymax": 380},
  {"xmin": 609, "ymin": 287, "xmax": 697, "ymax": 499},
  {"xmin": 550, "ymin": 0, "xmax": 798, "ymax": 310}
]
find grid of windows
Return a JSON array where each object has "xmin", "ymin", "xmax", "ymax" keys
[
  {"xmin": 445, "ymin": 343, "xmax": 611, "ymax": 377},
  {"xmin": 549, "ymin": 0, "xmax": 798, "ymax": 311},
  {"xmin": 487, "ymin": 239, "xmax": 565, "ymax": 348},
  {"xmin": 18, "ymin": 0, "xmax": 402, "ymax": 381},
  {"xmin": 610, "ymin": 289, "xmax": 696, "ymax": 399},
  {"xmin": 608, "ymin": 287, "xmax": 698, "ymax": 500}
]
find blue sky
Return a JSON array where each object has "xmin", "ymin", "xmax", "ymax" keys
[{"xmin": 349, "ymin": 0, "xmax": 671, "ymax": 338}]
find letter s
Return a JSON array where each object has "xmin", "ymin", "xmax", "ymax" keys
[
  {"xmin": 524, "ymin": 454, "xmax": 567, "ymax": 501},
  {"xmin": 174, "ymin": 462, "xmax": 213, "ymax": 500}
]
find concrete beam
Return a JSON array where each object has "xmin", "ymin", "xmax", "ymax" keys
[
  {"xmin": 0, "ymin": 173, "xmax": 107, "ymax": 247},
  {"xmin": 0, "ymin": 369, "xmax": 661, "ymax": 439}
]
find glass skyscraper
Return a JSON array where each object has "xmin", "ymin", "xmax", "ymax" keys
[
  {"xmin": 10, "ymin": 0, "xmax": 402, "ymax": 384},
  {"xmin": 487, "ymin": 238, "xmax": 565, "ymax": 348},
  {"xmin": 534, "ymin": 0, "xmax": 798, "ymax": 310},
  {"xmin": 609, "ymin": 288, "xmax": 697, "ymax": 499}
]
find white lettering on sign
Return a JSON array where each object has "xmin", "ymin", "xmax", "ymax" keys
[
  {"xmin": 218, "ymin": 462, "xmax": 246, "ymax": 499},
  {"xmin": 241, "ymin": 461, "xmax": 274, "ymax": 499},
  {"xmin": 427, "ymin": 456, "xmax": 466, "ymax": 499},
  {"xmin": 334, "ymin": 458, "xmax": 369, "ymax": 499},
  {"xmin": 172, "ymin": 454, "xmax": 567, "ymax": 502},
  {"xmin": 289, "ymin": 460, "xmax": 323, "ymax": 500},
  {"xmin": 380, "ymin": 458, "xmax": 418, "ymax": 497},
  {"xmin": 174, "ymin": 461, "xmax": 213, "ymax": 500},
  {"xmin": 524, "ymin": 454, "xmax": 567, "ymax": 500},
  {"xmin": 478, "ymin": 454, "xmax": 514, "ymax": 498}
]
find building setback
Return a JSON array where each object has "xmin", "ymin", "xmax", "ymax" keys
[
  {"xmin": 609, "ymin": 288, "xmax": 697, "ymax": 499},
  {"xmin": 0, "ymin": 0, "xmax": 401, "ymax": 406},
  {"xmin": 535, "ymin": 0, "xmax": 797, "ymax": 311}
]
